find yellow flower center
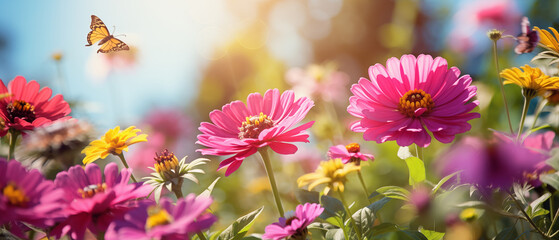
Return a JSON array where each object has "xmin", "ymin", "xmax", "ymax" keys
[
  {"xmin": 238, "ymin": 112, "xmax": 274, "ymax": 139},
  {"xmin": 3, "ymin": 183, "xmax": 29, "ymax": 206},
  {"xmin": 154, "ymin": 149, "xmax": 179, "ymax": 174},
  {"xmin": 398, "ymin": 89, "xmax": 434, "ymax": 118},
  {"xmin": 146, "ymin": 206, "xmax": 173, "ymax": 230},
  {"xmin": 7, "ymin": 100, "xmax": 36, "ymax": 122},
  {"xmin": 345, "ymin": 143, "xmax": 360, "ymax": 153},
  {"xmin": 78, "ymin": 183, "xmax": 106, "ymax": 198}
]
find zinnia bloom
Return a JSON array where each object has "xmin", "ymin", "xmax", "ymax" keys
[
  {"xmin": 328, "ymin": 143, "xmax": 374, "ymax": 165},
  {"xmin": 263, "ymin": 203, "xmax": 323, "ymax": 240},
  {"xmin": 52, "ymin": 162, "xmax": 151, "ymax": 240},
  {"xmin": 105, "ymin": 195, "xmax": 216, "ymax": 240},
  {"xmin": 439, "ymin": 136, "xmax": 544, "ymax": 189},
  {"xmin": 534, "ymin": 26, "xmax": 559, "ymax": 53},
  {"xmin": 197, "ymin": 89, "xmax": 314, "ymax": 176},
  {"xmin": 286, "ymin": 62, "xmax": 349, "ymax": 102},
  {"xmin": 0, "ymin": 158, "xmax": 65, "ymax": 238},
  {"xmin": 82, "ymin": 126, "xmax": 148, "ymax": 164},
  {"xmin": 347, "ymin": 54, "xmax": 480, "ymax": 147},
  {"xmin": 0, "ymin": 76, "xmax": 71, "ymax": 136},
  {"xmin": 297, "ymin": 158, "xmax": 360, "ymax": 194},
  {"xmin": 500, "ymin": 65, "xmax": 559, "ymax": 98}
]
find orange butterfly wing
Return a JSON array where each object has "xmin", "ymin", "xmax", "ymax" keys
[
  {"xmin": 98, "ymin": 37, "xmax": 130, "ymax": 53},
  {"xmin": 85, "ymin": 15, "xmax": 129, "ymax": 53}
]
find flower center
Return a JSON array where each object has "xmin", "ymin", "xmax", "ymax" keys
[
  {"xmin": 2, "ymin": 183, "xmax": 29, "ymax": 206},
  {"xmin": 398, "ymin": 89, "xmax": 434, "ymax": 118},
  {"xmin": 7, "ymin": 100, "xmax": 36, "ymax": 122},
  {"xmin": 78, "ymin": 183, "xmax": 106, "ymax": 198},
  {"xmin": 345, "ymin": 143, "xmax": 360, "ymax": 153},
  {"xmin": 154, "ymin": 149, "xmax": 179, "ymax": 174},
  {"xmin": 238, "ymin": 112, "xmax": 274, "ymax": 139},
  {"xmin": 146, "ymin": 206, "xmax": 173, "ymax": 230}
]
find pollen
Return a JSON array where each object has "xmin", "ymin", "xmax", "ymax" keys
[
  {"xmin": 238, "ymin": 112, "xmax": 274, "ymax": 139},
  {"xmin": 345, "ymin": 143, "xmax": 360, "ymax": 153},
  {"xmin": 146, "ymin": 206, "xmax": 173, "ymax": 230},
  {"xmin": 6, "ymin": 100, "xmax": 36, "ymax": 122},
  {"xmin": 78, "ymin": 183, "xmax": 107, "ymax": 198},
  {"xmin": 153, "ymin": 149, "xmax": 179, "ymax": 173},
  {"xmin": 3, "ymin": 182, "xmax": 29, "ymax": 206},
  {"xmin": 398, "ymin": 89, "xmax": 434, "ymax": 118}
]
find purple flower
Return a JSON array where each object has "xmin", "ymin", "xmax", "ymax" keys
[
  {"xmin": 0, "ymin": 158, "xmax": 65, "ymax": 238},
  {"xmin": 52, "ymin": 162, "xmax": 151, "ymax": 240},
  {"xmin": 263, "ymin": 203, "xmax": 323, "ymax": 240},
  {"xmin": 439, "ymin": 137, "xmax": 544, "ymax": 189},
  {"xmin": 105, "ymin": 195, "xmax": 216, "ymax": 240},
  {"xmin": 328, "ymin": 143, "xmax": 374, "ymax": 165}
]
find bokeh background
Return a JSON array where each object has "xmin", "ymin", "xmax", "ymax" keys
[{"xmin": 2, "ymin": 0, "xmax": 559, "ymax": 232}]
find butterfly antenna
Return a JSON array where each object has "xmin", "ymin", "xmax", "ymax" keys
[{"xmin": 112, "ymin": 26, "xmax": 116, "ymax": 35}]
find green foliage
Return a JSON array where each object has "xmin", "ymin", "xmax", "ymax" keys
[
  {"xmin": 376, "ymin": 186, "xmax": 410, "ymax": 201},
  {"xmin": 216, "ymin": 206, "xmax": 264, "ymax": 240},
  {"xmin": 404, "ymin": 157, "xmax": 426, "ymax": 185}
]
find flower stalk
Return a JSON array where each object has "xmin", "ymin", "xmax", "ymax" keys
[
  {"xmin": 117, "ymin": 152, "xmax": 138, "ymax": 183},
  {"xmin": 337, "ymin": 190, "xmax": 363, "ymax": 240},
  {"xmin": 258, "ymin": 148, "xmax": 285, "ymax": 217},
  {"xmin": 7, "ymin": 129, "xmax": 19, "ymax": 161},
  {"xmin": 491, "ymin": 39, "xmax": 514, "ymax": 135}
]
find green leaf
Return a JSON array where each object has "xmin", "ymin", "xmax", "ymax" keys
[
  {"xmin": 217, "ymin": 206, "xmax": 264, "ymax": 240},
  {"xmin": 404, "ymin": 157, "xmax": 426, "ymax": 185},
  {"xmin": 420, "ymin": 229, "xmax": 444, "ymax": 240},
  {"xmin": 397, "ymin": 230, "xmax": 428, "ymax": 240},
  {"xmin": 320, "ymin": 194, "xmax": 345, "ymax": 219},
  {"xmin": 371, "ymin": 223, "xmax": 399, "ymax": 237},
  {"xmin": 495, "ymin": 227, "xmax": 518, "ymax": 240},
  {"xmin": 432, "ymin": 171, "xmax": 460, "ymax": 194},
  {"xmin": 295, "ymin": 189, "xmax": 320, "ymax": 204},
  {"xmin": 351, "ymin": 205, "xmax": 375, "ymax": 237},
  {"xmin": 529, "ymin": 192, "xmax": 551, "ymax": 218},
  {"xmin": 546, "ymin": 148, "xmax": 559, "ymax": 171},
  {"xmin": 541, "ymin": 173, "xmax": 559, "ymax": 190},
  {"xmin": 199, "ymin": 177, "xmax": 221, "ymax": 198},
  {"xmin": 325, "ymin": 228, "xmax": 345, "ymax": 240},
  {"xmin": 377, "ymin": 186, "xmax": 410, "ymax": 201}
]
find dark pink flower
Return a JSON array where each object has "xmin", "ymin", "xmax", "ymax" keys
[
  {"xmin": 105, "ymin": 195, "xmax": 216, "ymax": 240},
  {"xmin": 0, "ymin": 76, "xmax": 71, "ymax": 136},
  {"xmin": 439, "ymin": 137, "xmax": 544, "ymax": 189},
  {"xmin": 263, "ymin": 203, "xmax": 323, "ymax": 240},
  {"xmin": 347, "ymin": 54, "xmax": 480, "ymax": 147},
  {"xmin": 0, "ymin": 158, "xmax": 65, "ymax": 238},
  {"xmin": 286, "ymin": 63, "xmax": 350, "ymax": 103},
  {"xmin": 52, "ymin": 163, "xmax": 151, "ymax": 240},
  {"xmin": 197, "ymin": 89, "xmax": 314, "ymax": 176},
  {"xmin": 328, "ymin": 143, "xmax": 374, "ymax": 165}
]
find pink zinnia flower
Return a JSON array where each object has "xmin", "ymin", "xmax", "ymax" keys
[
  {"xmin": 105, "ymin": 195, "xmax": 216, "ymax": 240},
  {"xmin": 0, "ymin": 76, "xmax": 71, "ymax": 136},
  {"xmin": 0, "ymin": 158, "xmax": 65, "ymax": 238},
  {"xmin": 197, "ymin": 89, "xmax": 314, "ymax": 176},
  {"xmin": 52, "ymin": 163, "xmax": 151, "ymax": 240},
  {"xmin": 347, "ymin": 54, "xmax": 480, "ymax": 147},
  {"xmin": 263, "ymin": 203, "xmax": 323, "ymax": 240},
  {"xmin": 439, "ymin": 137, "xmax": 544, "ymax": 189},
  {"xmin": 286, "ymin": 63, "xmax": 350, "ymax": 102},
  {"xmin": 328, "ymin": 143, "xmax": 374, "ymax": 165}
]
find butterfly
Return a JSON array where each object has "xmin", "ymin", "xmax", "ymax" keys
[
  {"xmin": 85, "ymin": 15, "xmax": 129, "ymax": 53},
  {"xmin": 515, "ymin": 16, "xmax": 539, "ymax": 54}
]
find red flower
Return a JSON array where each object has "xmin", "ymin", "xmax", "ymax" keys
[{"xmin": 0, "ymin": 76, "xmax": 71, "ymax": 136}]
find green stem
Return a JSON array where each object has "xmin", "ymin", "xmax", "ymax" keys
[
  {"xmin": 547, "ymin": 202, "xmax": 559, "ymax": 236},
  {"xmin": 517, "ymin": 96, "xmax": 532, "ymax": 142},
  {"xmin": 338, "ymin": 190, "xmax": 363, "ymax": 240},
  {"xmin": 530, "ymin": 99, "xmax": 548, "ymax": 130},
  {"xmin": 415, "ymin": 145, "xmax": 423, "ymax": 160},
  {"xmin": 258, "ymin": 148, "xmax": 285, "ymax": 217},
  {"xmin": 171, "ymin": 177, "xmax": 184, "ymax": 199},
  {"xmin": 357, "ymin": 170, "xmax": 372, "ymax": 204},
  {"xmin": 7, "ymin": 130, "xmax": 18, "ymax": 161},
  {"xmin": 492, "ymin": 40, "xmax": 514, "ymax": 135},
  {"xmin": 117, "ymin": 153, "xmax": 138, "ymax": 183},
  {"xmin": 508, "ymin": 191, "xmax": 548, "ymax": 238},
  {"xmin": 196, "ymin": 231, "xmax": 208, "ymax": 240}
]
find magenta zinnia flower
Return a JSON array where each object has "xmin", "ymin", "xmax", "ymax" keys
[
  {"xmin": 0, "ymin": 76, "xmax": 71, "ymax": 136},
  {"xmin": 328, "ymin": 143, "xmax": 374, "ymax": 165},
  {"xmin": 0, "ymin": 158, "xmax": 65, "ymax": 238},
  {"xmin": 347, "ymin": 54, "xmax": 480, "ymax": 147},
  {"xmin": 197, "ymin": 89, "xmax": 314, "ymax": 176},
  {"xmin": 263, "ymin": 202, "xmax": 323, "ymax": 240},
  {"xmin": 105, "ymin": 195, "xmax": 216, "ymax": 240},
  {"xmin": 52, "ymin": 162, "xmax": 151, "ymax": 240}
]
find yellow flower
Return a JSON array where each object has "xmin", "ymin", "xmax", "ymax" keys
[
  {"xmin": 534, "ymin": 26, "xmax": 559, "ymax": 53},
  {"xmin": 500, "ymin": 65, "xmax": 559, "ymax": 98},
  {"xmin": 297, "ymin": 158, "xmax": 360, "ymax": 195},
  {"xmin": 82, "ymin": 126, "xmax": 147, "ymax": 164}
]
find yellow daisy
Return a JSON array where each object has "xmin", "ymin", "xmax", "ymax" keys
[
  {"xmin": 82, "ymin": 126, "xmax": 147, "ymax": 164},
  {"xmin": 297, "ymin": 158, "xmax": 360, "ymax": 195},
  {"xmin": 500, "ymin": 65, "xmax": 559, "ymax": 98},
  {"xmin": 534, "ymin": 26, "xmax": 559, "ymax": 53}
]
